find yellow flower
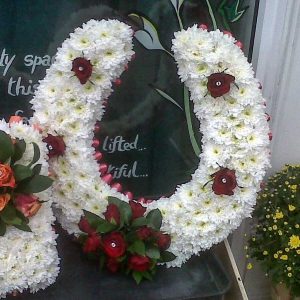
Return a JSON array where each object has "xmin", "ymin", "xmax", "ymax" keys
[
  {"xmin": 273, "ymin": 225, "xmax": 278, "ymax": 230},
  {"xmin": 280, "ymin": 255, "xmax": 288, "ymax": 260},
  {"xmin": 288, "ymin": 205, "xmax": 296, "ymax": 211},
  {"xmin": 263, "ymin": 251, "xmax": 268, "ymax": 255},
  {"xmin": 275, "ymin": 211, "xmax": 284, "ymax": 219},
  {"xmin": 288, "ymin": 235, "xmax": 300, "ymax": 249},
  {"xmin": 247, "ymin": 263, "xmax": 253, "ymax": 270},
  {"xmin": 290, "ymin": 184, "xmax": 297, "ymax": 190},
  {"xmin": 274, "ymin": 254, "xmax": 278, "ymax": 259},
  {"xmin": 288, "ymin": 273, "xmax": 292, "ymax": 277},
  {"xmin": 297, "ymin": 250, "xmax": 300, "ymax": 254}
]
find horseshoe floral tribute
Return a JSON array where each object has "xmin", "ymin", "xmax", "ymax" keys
[
  {"xmin": 30, "ymin": 19, "xmax": 270, "ymax": 280},
  {"xmin": 0, "ymin": 118, "xmax": 59, "ymax": 298}
]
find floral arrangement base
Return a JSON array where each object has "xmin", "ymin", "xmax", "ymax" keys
[
  {"xmin": 271, "ymin": 284, "xmax": 300, "ymax": 300},
  {"xmin": 11, "ymin": 225, "xmax": 229, "ymax": 299}
]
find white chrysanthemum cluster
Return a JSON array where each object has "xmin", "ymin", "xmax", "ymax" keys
[
  {"xmin": 148, "ymin": 26, "xmax": 270, "ymax": 266},
  {"xmin": 0, "ymin": 120, "xmax": 59, "ymax": 298},
  {"xmin": 31, "ymin": 20, "xmax": 270, "ymax": 268},
  {"xmin": 31, "ymin": 19, "xmax": 134, "ymax": 234}
]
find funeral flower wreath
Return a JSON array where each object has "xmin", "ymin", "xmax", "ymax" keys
[
  {"xmin": 31, "ymin": 19, "xmax": 270, "ymax": 268},
  {"xmin": 0, "ymin": 119, "xmax": 59, "ymax": 298}
]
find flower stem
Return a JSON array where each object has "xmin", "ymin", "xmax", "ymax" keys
[
  {"xmin": 205, "ymin": 0, "xmax": 218, "ymax": 30},
  {"xmin": 184, "ymin": 86, "xmax": 201, "ymax": 157}
]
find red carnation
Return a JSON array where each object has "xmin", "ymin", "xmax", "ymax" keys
[
  {"xmin": 102, "ymin": 232, "xmax": 126, "ymax": 258},
  {"xmin": 155, "ymin": 232, "xmax": 171, "ymax": 250},
  {"xmin": 212, "ymin": 168, "xmax": 237, "ymax": 196},
  {"xmin": 71, "ymin": 57, "xmax": 93, "ymax": 84},
  {"xmin": 129, "ymin": 200, "xmax": 146, "ymax": 220},
  {"xmin": 43, "ymin": 134, "xmax": 66, "ymax": 158},
  {"xmin": 103, "ymin": 204, "xmax": 120, "ymax": 225},
  {"xmin": 106, "ymin": 258, "xmax": 120, "ymax": 273},
  {"xmin": 128, "ymin": 255, "xmax": 151, "ymax": 272},
  {"xmin": 207, "ymin": 73, "xmax": 235, "ymax": 98},
  {"xmin": 78, "ymin": 217, "xmax": 96, "ymax": 235},
  {"xmin": 83, "ymin": 234, "xmax": 101, "ymax": 253},
  {"xmin": 136, "ymin": 226, "xmax": 153, "ymax": 240}
]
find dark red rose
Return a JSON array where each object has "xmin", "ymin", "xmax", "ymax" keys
[
  {"xmin": 129, "ymin": 200, "xmax": 146, "ymax": 220},
  {"xmin": 155, "ymin": 232, "xmax": 171, "ymax": 250},
  {"xmin": 106, "ymin": 258, "xmax": 119, "ymax": 273},
  {"xmin": 212, "ymin": 168, "xmax": 237, "ymax": 196},
  {"xmin": 207, "ymin": 73, "xmax": 235, "ymax": 98},
  {"xmin": 128, "ymin": 255, "xmax": 151, "ymax": 272},
  {"xmin": 103, "ymin": 232, "xmax": 126, "ymax": 258},
  {"xmin": 136, "ymin": 226, "xmax": 153, "ymax": 240},
  {"xmin": 43, "ymin": 134, "xmax": 66, "ymax": 158},
  {"xmin": 83, "ymin": 234, "xmax": 101, "ymax": 253},
  {"xmin": 71, "ymin": 57, "xmax": 93, "ymax": 84},
  {"xmin": 78, "ymin": 217, "xmax": 96, "ymax": 235},
  {"xmin": 103, "ymin": 204, "xmax": 120, "ymax": 225}
]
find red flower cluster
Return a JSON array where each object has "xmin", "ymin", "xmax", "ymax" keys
[
  {"xmin": 79, "ymin": 197, "xmax": 175, "ymax": 283},
  {"xmin": 71, "ymin": 57, "xmax": 93, "ymax": 84},
  {"xmin": 207, "ymin": 73, "xmax": 235, "ymax": 98}
]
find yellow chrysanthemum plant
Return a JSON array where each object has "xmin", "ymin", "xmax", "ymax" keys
[{"xmin": 248, "ymin": 165, "xmax": 300, "ymax": 297}]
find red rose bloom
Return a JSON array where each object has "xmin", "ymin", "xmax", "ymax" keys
[
  {"xmin": 128, "ymin": 255, "xmax": 151, "ymax": 272},
  {"xmin": 43, "ymin": 134, "xmax": 66, "ymax": 158},
  {"xmin": 155, "ymin": 232, "xmax": 171, "ymax": 250},
  {"xmin": 106, "ymin": 258, "xmax": 119, "ymax": 273},
  {"xmin": 83, "ymin": 234, "xmax": 101, "ymax": 253},
  {"xmin": 212, "ymin": 168, "xmax": 237, "ymax": 196},
  {"xmin": 104, "ymin": 204, "xmax": 120, "ymax": 225},
  {"xmin": 136, "ymin": 226, "xmax": 153, "ymax": 240},
  {"xmin": 129, "ymin": 200, "xmax": 146, "ymax": 220},
  {"xmin": 0, "ymin": 164, "xmax": 15, "ymax": 188},
  {"xmin": 78, "ymin": 217, "xmax": 96, "ymax": 235},
  {"xmin": 71, "ymin": 57, "xmax": 93, "ymax": 84},
  {"xmin": 103, "ymin": 232, "xmax": 126, "ymax": 258},
  {"xmin": 207, "ymin": 73, "xmax": 235, "ymax": 98}
]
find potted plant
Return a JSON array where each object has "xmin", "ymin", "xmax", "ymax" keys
[{"xmin": 248, "ymin": 165, "xmax": 300, "ymax": 299}]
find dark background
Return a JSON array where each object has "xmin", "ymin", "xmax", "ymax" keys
[{"xmin": 0, "ymin": 0, "xmax": 258, "ymax": 199}]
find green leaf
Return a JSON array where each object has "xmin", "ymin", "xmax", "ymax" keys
[
  {"xmin": 12, "ymin": 164, "xmax": 33, "ymax": 182},
  {"xmin": 128, "ymin": 240, "xmax": 146, "ymax": 256},
  {"xmin": 170, "ymin": 0, "xmax": 185, "ymax": 11},
  {"xmin": 128, "ymin": 14, "xmax": 169, "ymax": 53},
  {"xmin": 132, "ymin": 271, "xmax": 143, "ymax": 284},
  {"xmin": 146, "ymin": 246, "xmax": 160, "ymax": 259},
  {"xmin": 141, "ymin": 271, "xmax": 153, "ymax": 281},
  {"xmin": 131, "ymin": 217, "xmax": 149, "ymax": 227},
  {"xmin": 99, "ymin": 254, "xmax": 106, "ymax": 270},
  {"xmin": 96, "ymin": 221, "xmax": 117, "ymax": 234},
  {"xmin": 0, "ymin": 219, "xmax": 6, "ymax": 236},
  {"xmin": 14, "ymin": 223, "xmax": 32, "ymax": 232},
  {"xmin": 152, "ymin": 87, "xmax": 183, "ymax": 111},
  {"xmin": 160, "ymin": 251, "xmax": 176, "ymax": 262},
  {"xmin": 218, "ymin": 0, "xmax": 249, "ymax": 24},
  {"xmin": 0, "ymin": 205, "xmax": 22, "ymax": 225},
  {"xmin": 27, "ymin": 142, "xmax": 40, "ymax": 167},
  {"xmin": 146, "ymin": 209, "xmax": 162, "ymax": 230},
  {"xmin": 0, "ymin": 130, "xmax": 14, "ymax": 162},
  {"xmin": 83, "ymin": 210, "xmax": 105, "ymax": 228},
  {"xmin": 107, "ymin": 197, "xmax": 132, "ymax": 226},
  {"xmin": 11, "ymin": 139, "xmax": 26, "ymax": 163},
  {"xmin": 32, "ymin": 164, "xmax": 42, "ymax": 175},
  {"xmin": 17, "ymin": 175, "xmax": 53, "ymax": 193}
]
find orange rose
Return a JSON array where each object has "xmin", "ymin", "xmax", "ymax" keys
[
  {"xmin": 0, "ymin": 194, "xmax": 11, "ymax": 211},
  {"xmin": 15, "ymin": 194, "xmax": 42, "ymax": 217},
  {"xmin": 0, "ymin": 164, "xmax": 15, "ymax": 188}
]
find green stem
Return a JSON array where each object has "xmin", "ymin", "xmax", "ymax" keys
[
  {"xmin": 176, "ymin": 10, "xmax": 184, "ymax": 30},
  {"xmin": 184, "ymin": 86, "xmax": 201, "ymax": 157},
  {"xmin": 205, "ymin": 0, "xmax": 218, "ymax": 30}
]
